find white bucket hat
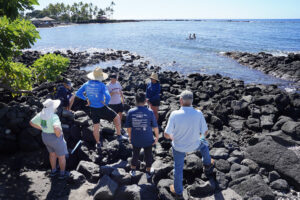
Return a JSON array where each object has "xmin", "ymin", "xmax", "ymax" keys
[
  {"xmin": 87, "ymin": 67, "xmax": 108, "ymax": 81},
  {"xmin": 40, "ymin": 99, "xmax": 61, "ymax": 120},
  {"xmin": 150, "ymin": 72, "xmax": 159, "ymax": 81}
]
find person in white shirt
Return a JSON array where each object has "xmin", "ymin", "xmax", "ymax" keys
[
  {"xmin": 164, "ymin": 90, "xmax": 214, "ymax": 198},
  {"xmin": 106, "ymin": 74, "xmax": 127, "ymax": 135}
]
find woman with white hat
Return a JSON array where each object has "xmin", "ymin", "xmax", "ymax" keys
[
  {"xmin": 146, "ymin": 72, "xmax": 161, "ymax": 121},
  {"xmin": 76, "ymin": 67, "xmax": 127, "ymax": 154},
  {"xmin": 30, "ymin": 99, "xmax": 69, "ymax": 179}
]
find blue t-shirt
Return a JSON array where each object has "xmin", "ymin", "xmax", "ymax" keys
[
  {"xmin": 125, "ymin": 106, "xmax": 158, "ymax": 148},
  {"xmin": 76, "ymin": 80, "xmax": 111, "ymax": 108},
  {"xmin": 146, "ymin": 82, "xmax": 161, "ymax": 102}
]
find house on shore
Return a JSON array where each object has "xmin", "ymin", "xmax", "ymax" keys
[{"xmin": 31, "ymin": 16, "xmax": 56, "ymax": 28}]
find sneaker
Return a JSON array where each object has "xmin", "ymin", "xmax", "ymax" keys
[
  {"xmin": 130, "ymin": 170, "xmax": 136, "ymax": 177},
  {"xmin": 58, "ymin": 171, "xmax": 70, "ymax": 180},
  {"xmin": 117, "ymin": 135, "xmax": 128, "ymax": 141},
  {"xmin": 121, "ymin": 129, "xmax": 129, "ymax": 138},
  {"xmin": 146, "ymin": 171, "xmax": 153, "ymax": 179},
  {"xmin": 49, "ymin": 169, "xmax": 58, "ymax": 177}
]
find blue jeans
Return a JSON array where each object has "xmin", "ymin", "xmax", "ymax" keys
[{"xmin": 172, "ymin": 141, "xmax": 211, "ymax": 195}]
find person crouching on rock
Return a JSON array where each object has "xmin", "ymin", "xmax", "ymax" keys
[
  {"xmin": 55, "ymin": 78, "xmax": 75, "ymax": 111},
  {"xmin": 146, "ymin": 72, "xmax": 161, "ymax": 121},
  {"xmin": 30, "ymin": 99, "xmax": 70, "ymax": 179},
  {"xmin": 126, "ymin": 92, "xmax": 159, "ymax": 179},
  {"xmin": 106, "ymin": 73, "xmax": 127, "ymax": 136},
  {"xmin": 164, "ymin": 90, "xmax": 214, "ymax": 198},
  {"xmin": 75, "ymin": 67, "xmax": 127, "ymax": 154}
]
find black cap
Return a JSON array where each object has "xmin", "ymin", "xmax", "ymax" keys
[{"xmin": 110, "ymin": 74, "xmax": 117, "ymax": 79}]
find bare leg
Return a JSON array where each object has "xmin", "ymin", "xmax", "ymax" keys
[
  {"xmin": 150, "ymin": 105, "xmax": 159, "ymax": 121},
  {"xmin": 68, "ymin": 95, "xmax": 75, "ymax": 111},
  {"xmin": 49, "ymin": 152, "xmax": 57, "ymax": 170},
  {"xmin": 113, "ymin": 115, "xmax": 121, "ymax": 135},
  {"xmin": 58, "ymin": 155, "xmax": 66, "ymax": 172},
  {"xmin": 93, "ymin": 123, "xmax": 100, "ymax": 144},
  {"xmin": 118, "ymin": 112, "xmax": 123, "ymax": 123}
]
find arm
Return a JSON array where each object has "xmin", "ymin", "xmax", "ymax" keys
[
  {"xmin": 104, "ymin": 86, "xmax": 111, "ymax": 105},
  {"xmin": 127, "ymin": 127, "xmax": 132, "ymax": 142},
  {"xmin": 75, "ymin": 84, "xmax": 87, "ymax": 101},
  {"xmin": 54, "ymin": 126, "xmax": 62, "ymax": 138},
  {"xmin": 30, "ymin": 121, "xmax": 42, "ymax": 131},
  {"xmin": 164, "ymin": 132, "xmax": 172, "ymax": 140},
  {"xmin": 153, "ymin": 127, "xmax": 159, "ymax": 145},
  {"xmin": 164, "ymin": 112, "xmax": 175, "ymax": 140},
  {"xmin": 120, "ymin": 91, "xmax": 125, "ymax": 104}
]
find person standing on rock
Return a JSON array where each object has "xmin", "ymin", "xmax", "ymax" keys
[
  {"xmin": 146, "ymin": 72, "xmax": 161, "ymax": 121},
  {"xmin": 54, "ymin": 78, "xmax": 75, "ymax": 111},
  {"xmin": 30, "ymin": 99, "xmax": 70, "ymax": 179},
  {"xmin": 164, "ymin": 90, "xmax": 214, "ymax": 198},
  {"xmin": 106, "ymin": 73, "xmax": 127, "ymax": 136},
  {"xmin": 76, "ymin": 67, "xmax": 127, "ymax": 153},
  {"xmin": 126, "ymin": 92, "xmax": 159, "ymax": 179}
]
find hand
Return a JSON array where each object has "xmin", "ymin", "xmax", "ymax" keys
[
  {"xmin": 153, "ymin": 137, "xmax": 158, "ymax": 145},
  {"xmin": 86, "ymin": 99, "xmax": 91, "ymax": 106}
]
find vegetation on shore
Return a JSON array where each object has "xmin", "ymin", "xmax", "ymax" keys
[
  {"xmin": 0, "ymin": 0, "xmax": 69, "ymax": 95},
  {"xmin": 26, "ymin": 1, "xmax": 115, "ymax": 22}
]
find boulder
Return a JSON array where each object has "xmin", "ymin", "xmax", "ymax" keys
[
  {"xmin": 229, "ymin": 174, "xmax": 274, "ymax": 200},
  {"xmin": 115, "ymin": 184, "xmax": 141, "ymax": 200},
  {"xmin": 281, "ymin": 121, "xmax": 300, "ymax": 139},
  {"xmin": 140, "ymin": 183, "xmax": 158, "ymax": 200},
  {"xmin": 216, "ymin": 171, "xmax": 229, "ymax": 190},
  {"xmin": 215, "ymin": 159, "xmax": 231, "ymax": 173},
  {"xmin": 210, "ymin": 148, "xmax": 229, "ymax": 160},
  {"xmin": 184, "ymin": 153, "xmax": 203, "ymax": 173},
  {"xmin": 246, "ymin": 136, "xmax": 300, "ymax": 190},
  {"xmin": 270, "ymin": 179, "xmax": 289, "ymax": 192},
  {"xmin": 241, "ymin": 159, "xmax": 259, "ymax": 173},
  {"xmin": 229, "ymin": 163, "xmax": 250, "ymax": 180},
  {"xmin": 76, "ymin": 160, "xmax": 100, "ymax": 183},
  {"xmin": 187, "ymin": 178, "xmax": 216, "ymax": 198},
  {"xmin": 231, "ymin": 100, "xmax": 249, "ymax": 117},
  {"xmin": 151, "ymin": 160, "xmax": 173, "ymax": 184},
  {"xmin": 260, "ymin": 115, "xmax": 275, "ymax": 129},
  {"xmin": 111, "ymin": 168, "xmax": 131, "ymax": 185},
  {"xmin": 157, "ymin": 179, "xmax": 176, "ymax": 200},
  {"xmin": 268, "ymin": 171, "xmax": 281, "ymax": 183},
  {"xmin": 93, "ymin": 175, "xmax": 118, "ymax": 200},
  {"xmin": 68, "ymin": 170, "xmax": 86, "ymax": 186}
]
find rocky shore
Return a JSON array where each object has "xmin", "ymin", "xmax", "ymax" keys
[
  {"xmin": 0, "ymin": 49, "xmax": 300, "ymax": 200},
  {"xmin": 224, "ymin": 51, "xmax": 300, "ymax": 88}
]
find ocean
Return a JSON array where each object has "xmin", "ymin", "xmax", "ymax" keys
[{"xmin": 30, "ymin": 19, "xmax": 300, "ymax": 91}]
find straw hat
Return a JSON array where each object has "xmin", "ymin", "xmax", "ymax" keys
[
  {"xmin": 40, "ymin": 99, "xmax": 61, "ymax": 120},
  {"xmin": 87, "ymin": 67, "xmax": 108, "ymax": 81},
  {"xmin": 150, "ymin": 72, "xmax": 159, "ymax": 81}
]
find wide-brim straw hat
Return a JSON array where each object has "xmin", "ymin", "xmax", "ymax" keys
[
  {"xmin": 150, "ymin": 72, "xmax": 159, "ymax": 81},
  {"xmin": 87, "ymin": 67, "xmax": 108, "ymax": 81},
  {"xmin": 40, "ymin": 99, "xmax": 61, "ymax": 120}
]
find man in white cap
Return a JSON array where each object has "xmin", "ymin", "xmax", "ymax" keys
[
  {"xmin": 30, "ymin": 99, "xmax": 69, "ymax": 179},
  {"xmin": 164, "ymin": 90, "xmax": 214, "ymax": 198},
  {"xmin": 76, "ymin": 67, "xmax": 127, "ymax": 153}
]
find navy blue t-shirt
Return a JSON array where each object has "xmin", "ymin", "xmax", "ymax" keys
[
  {"xmin": 125, "ymin": 106, "xmax": 158, "ymax": 148},
  {"xmin": 55, "ymin": 85, "xmax": 73, "ymax": 107}
]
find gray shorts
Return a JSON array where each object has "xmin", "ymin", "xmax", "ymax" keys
[{"xmin": 42, "ymin": 132, "xmax": 68, "ymax": 156}]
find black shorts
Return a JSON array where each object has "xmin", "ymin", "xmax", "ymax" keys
[
  {"xmin": 89, "ymin": 106, "xmax": 117, "ymax": 124},
  {"xmin": 109, "ymin": 103, "xmax": 124, "ymax": 114},
  {"xmin": 149, "ymin": 99, "xmax": 160, "ymax": 107}
]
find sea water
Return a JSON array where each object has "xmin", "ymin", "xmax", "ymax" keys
[{"xmin": 31, "ymin": 19, "xmax": 300, "ymax": 91}]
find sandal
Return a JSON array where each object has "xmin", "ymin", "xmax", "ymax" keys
[{"xmin": 170, "ymin": 185, "xmax": 184, "ymax": 200}]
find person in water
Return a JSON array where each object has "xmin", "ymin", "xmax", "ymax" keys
[
  {"xmin": 146, "ymin": 72, "xmax": 161, "ymax": 121},
  {"xmin": 76, "ymin": 67, "xmax": 127, "ymax": 154},
  {"xmin": 126, "ymin": 92, "xmax": 159, "ymax": 179},
  {"xmin": 30, "ymin": 99, "xmax": 69, "ymax": 179},
  {"xmin": 193, "ymin": 33, "xmax": 196, "ymax": 39}
]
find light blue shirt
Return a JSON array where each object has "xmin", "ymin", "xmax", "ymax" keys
[
  {"xmin": 76, "ymin": 80, "xmax": 111, "ymax": 108},
  {"xmin": 165, "ymin": 106, "xmax": 208, "ymax": 153}
]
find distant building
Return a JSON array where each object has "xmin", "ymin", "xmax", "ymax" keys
[{"xmin": 30, "ymin": 16, "xmax": 56, "ymax": 27}]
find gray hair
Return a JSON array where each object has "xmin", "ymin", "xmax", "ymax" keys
[{"xmin": 180, "ymin": 90, "xmax": 193, "ymax": 105}]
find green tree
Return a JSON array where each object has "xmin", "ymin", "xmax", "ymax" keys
[
  {"xmin": 33, "ymin": 54, "xmax": 69, "ymax": 82},
  {"xmin": 0, "ymin": 0, "xmax": 39, "ymax": 20}
]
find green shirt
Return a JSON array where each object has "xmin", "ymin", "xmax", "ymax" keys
[{"xmin": 31, "ymin": 113, "xmax": 61, "ymax": 134}]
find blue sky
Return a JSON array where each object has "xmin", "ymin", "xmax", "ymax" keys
[{"xmin": 34, "ymin": 0, "xmax": 300, "ymax": 19}]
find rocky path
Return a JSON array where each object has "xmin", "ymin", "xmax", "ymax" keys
[{"xmin": 0, "ymin": 50, "xmax": 299, "ymax": 199}]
